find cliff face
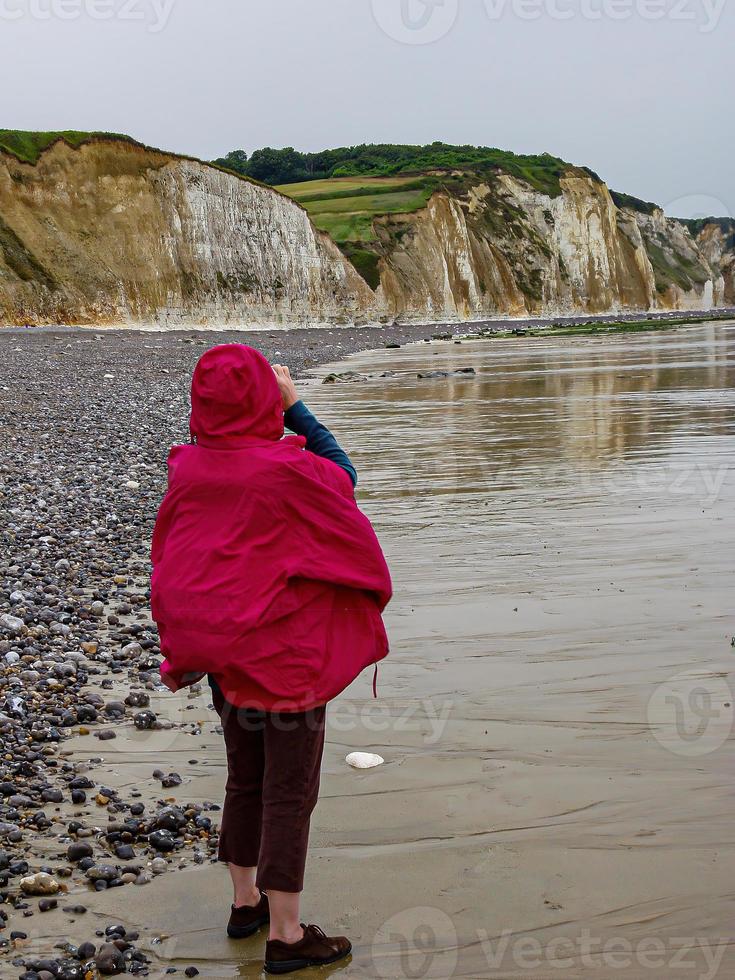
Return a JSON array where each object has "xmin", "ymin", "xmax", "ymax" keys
[
  {"xmin": 372, "ymin": 173, "xmax": 729, "ymax": 321},
  {"xmin": 693, "ymin": 222, "xmax": 735, "ymax": 306},
  {"xmin": 0, "ymin": 137, "xmax": 731, "ymax": 327},
  {"xmin": 0, "ymin": 139, "xmax": 376, "ymax": 326}
]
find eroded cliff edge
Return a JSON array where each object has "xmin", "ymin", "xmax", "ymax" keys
[{"xmin": 0, "ymin": 136, "xmax": 731, "ymax": 326}]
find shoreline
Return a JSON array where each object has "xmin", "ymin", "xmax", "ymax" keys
[
  {"xmin": 1, "ymin": 306, "xmax": 734, "ymax": 338},
  {"xmin": 0, "ymin": 311, "xmax": 732, "ymax": 388}
]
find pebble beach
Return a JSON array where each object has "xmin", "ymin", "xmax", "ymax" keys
[{"xmin": 0, "ymin": 324, "xmax": 454, "ymax": 979}]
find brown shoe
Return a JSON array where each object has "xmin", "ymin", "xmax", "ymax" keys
[
  {"xmin": 264, "ymin": 923, "xmax": 352, "ymax": 974},
  {"xmin": 227, "ymin": 892, "xmax": 270, "ymax": 938}
]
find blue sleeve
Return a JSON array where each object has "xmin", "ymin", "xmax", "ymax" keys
[{"xmin": 284, "ymin": 400, "xmax": 358, "ymax": 488}]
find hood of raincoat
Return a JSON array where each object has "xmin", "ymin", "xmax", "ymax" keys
[
  {"xmin": 151, "ymin": 343, "xmax": 392, "ymax": 711},
  {"xmin": 190, "ymin": 344, "xmax": 285, "ymax": 445}
]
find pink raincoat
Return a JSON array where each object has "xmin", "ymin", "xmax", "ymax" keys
[{"xmin": 151, "ymin": 344, "xmax": 392, "ymax": 711}]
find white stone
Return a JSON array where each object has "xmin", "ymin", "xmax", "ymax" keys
[
  {"xmin": 20, "ymin": 872, "xmax": 60, "ymax": 896},
  {"xmin": 1, "ymin": 614, "xmax": 24, "ymax": 634},
  {"xmin": 346, "ymin": 752, "xmax": 385, "ymax": 770}
]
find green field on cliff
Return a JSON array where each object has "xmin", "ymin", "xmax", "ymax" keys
[
  {"xmin": 0, "ymin": 130, "xmax": 133, "ymax": 164},
  {"xmin": 276, "ymin": 174, "xmax": 436, "ymax": 244}
]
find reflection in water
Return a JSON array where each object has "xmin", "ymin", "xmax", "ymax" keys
[{"xmin": 316, "ymin": 324, "xmax": 734, "ymax": 501}]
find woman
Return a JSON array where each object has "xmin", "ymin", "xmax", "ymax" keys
[{"xmin": 151, "ymin": 344, "xmax": 392, "ymax": 974}]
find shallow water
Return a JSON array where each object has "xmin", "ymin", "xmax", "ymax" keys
[
  {"xmin": 296, "ymin": 323, "xmax": 735, "ymax": 979},
  {"xmin": 27, "ymin": 323, "xmax": 733, "ymax": 979}
]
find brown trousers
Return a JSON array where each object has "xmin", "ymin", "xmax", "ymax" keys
[{"xmin": 213, "ymin": 687, "xmax": 326, "ymax": 893}]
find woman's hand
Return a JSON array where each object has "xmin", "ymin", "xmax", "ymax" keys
[{"xmin": 273, "ymin": 364, "xmax": 299, "ymax": 411}]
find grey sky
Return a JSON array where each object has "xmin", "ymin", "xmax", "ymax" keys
[{"xmin": 1, "ymin": 0, "xmax": 731, "ymax": 218}]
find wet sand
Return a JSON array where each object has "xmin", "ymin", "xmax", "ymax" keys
[{"xmin": 2, "ymin": 323, "xmax": 734, "ymax": 978}]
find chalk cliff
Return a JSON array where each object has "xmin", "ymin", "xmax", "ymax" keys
[
  {"xmin": 371, "ymin": 173, "xmax": 728, "ymax": 320},
  {"xmin": 0, "ymin": 138, "xmax": 375, "ymax": 327},
  {"xmin": 0, "ymin": 136, "xmax": 731, "ymax": 326}
]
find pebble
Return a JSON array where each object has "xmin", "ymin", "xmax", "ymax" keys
[
  {"xmin": 346, "ymin": 752, "xmax": 385, "ymax": 769},
  {"xmin": 1, "ymin": 613, "xmax": 24, "ymax": 633},
  {"xmin": 20, "ymin": 873, "xmax": 60, "ymax": 896},
  {"xmin": 67, "ymin": 841, "xmax": 93, "ymax": 862},
  {"xmin": 95, "ymin": 942, "xmax": 126, "ymax": 975}
]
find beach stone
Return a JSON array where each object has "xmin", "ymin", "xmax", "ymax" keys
[
  {"xmin": 155, "ymin": 807, "xmax": 186, "ymax": 832},
  {"xmin": 86, "ymin": 865, "xmax": 118, "ymax": 883},
  {"xmin": 133, "ymin": 711, "xmax": 156, "ymax": 730},
  {"xmin": 20, "ymin": 872, "xmax": 60, "ymax": 895},
  {"xmin": 346, "ymin": 751, "xmax": 385, "ymax": 770},
  {"xmin": 149, "ymin": 830, "xmax": 176, "ymax": 852},
  {"xmin": 1, "ymin": 613, "xmax": 24, "ymax": 633},
  {"xmin": 59, "ymin": 962, "xmax": 86, "ymax": 979},
  {"xmin": 121, "ymin": 642, "xmax": 143, "ymax": 658},
  {"xmin": 125, "ymin": 691, "xmax": 150, "ymax": 708},
  {"xmin": 103, "ymin": 701, "xmax": 126, "ymax": 718},
  {"xmin": 67, "ymin": 842, "xmax": 93, "ymax": 862},
  {"xmin": 322, "ymin": 370, "xmax": 368, "ymax": 384},
  {"xmin": 95, "ymin": 943, "xmax": 125, "ymax": 975}
]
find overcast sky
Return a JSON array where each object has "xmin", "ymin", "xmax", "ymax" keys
[{"xmin": 1, "ymin": 0, "xmax": 731, "ymax": 217}]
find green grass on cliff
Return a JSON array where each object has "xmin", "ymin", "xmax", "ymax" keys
[
  {"xmin": 291, "ymin": 181, "xmax": 436, "ymax": 240},
  {"xmin": 0, "ymin": 130, "xmax": 136, "ymax": 164},
  {"xmin": 275, "ymin": 174, "xmax": 439, "ymax": 247}
]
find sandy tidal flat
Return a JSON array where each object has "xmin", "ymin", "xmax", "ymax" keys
[{"xmin": 1, "ymin": 322, "xmax": 733, "ymax": 979}]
